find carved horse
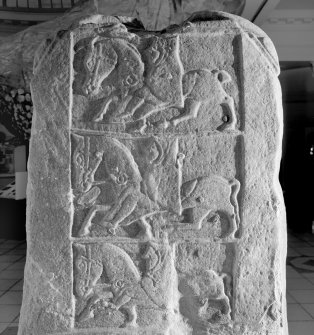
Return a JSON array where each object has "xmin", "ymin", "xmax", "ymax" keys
[
  {"xmin": 72, "ymin": 133, "xmax": 167, "ymax": 239},
  {"xmin": 74, "ymin": 242, "xmax": 172, "ymax": 327}
]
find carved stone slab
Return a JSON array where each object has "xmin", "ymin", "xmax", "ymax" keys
[{"xmin": 18, "ymin": 12, "xmax": 287, "ymax": 335}]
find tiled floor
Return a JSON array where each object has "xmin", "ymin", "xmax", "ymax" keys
[
  {"xmin": 286, "ymin": 231, "xmax": 314, "ymax": 334},
  {"xmin": 0, "ymin": 239, "xmax": 25, "ymax": 335},
  {"xmin": 1, "ymin": 233, "xmax": 314, "ymax": 334}
]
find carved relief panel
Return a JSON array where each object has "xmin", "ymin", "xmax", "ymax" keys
[
  {"xmin": 16, "ymin": 11, "xmax": 286, "ymax": 335},
  {"xmin": 71, "ymin": 131, "xmax": 241, "ymax": 242},
  {"xmin": 69, "ymin": 18, "xmax": 243, "ymax": 335},
  {"xmin": 73, "ymin": 241, "xmax": 175, "ymax": 330},
  {"xmin": 71, "ymin": 132, "xmax": 182, "ymax": 239},
  {"xmin": 72, "ymin": 22, "xmax": 240, "ymax": 135}
]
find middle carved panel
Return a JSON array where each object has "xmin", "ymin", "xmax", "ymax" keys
[{"xmin": 71, "ymin": 131, "xmax": 240, "ymax": 242}]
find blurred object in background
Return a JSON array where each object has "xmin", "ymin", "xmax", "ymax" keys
[{"xmin": 0, "ymin": 84, "xmax": 32, "ymax": 145}]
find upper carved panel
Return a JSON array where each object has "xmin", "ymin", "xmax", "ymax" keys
[{"xmin": 72, "ymin": 23, "xmax": 240, "ymax": 134}]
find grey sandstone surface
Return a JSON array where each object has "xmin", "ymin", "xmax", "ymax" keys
[{"xmin": 18, "ymin": 11, "xmax": 287, "ymax": 335}]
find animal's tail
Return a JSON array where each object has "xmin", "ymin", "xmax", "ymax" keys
[{"xmin": 229, "ymin": 178, "xmax": 241, "ymax": 232}]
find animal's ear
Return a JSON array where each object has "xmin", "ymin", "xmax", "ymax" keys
[
  {"xmin": 73, "ymin": 243, "xmax": 86, "ymax": 261},
  {"xmin": 181, "ymin": 179, "xmax": 198, "ymax": 198},
  {"xmin": 212, "ymin": 70, "xmax": 232, "ymax": 84},
  {"xmin": 90, "ymin": 36, "xmax": 102, "ymax": 49}
]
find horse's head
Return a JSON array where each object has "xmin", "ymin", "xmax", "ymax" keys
[
  {"xmin": 74, "ymin": 244, "xmax": 103, "ymax": 298},
  {"xmin": 82, "ymin": 37, "xmax": 118, "ymax": 98},
  {"xmin": 104, "ymin": 138, "xmax": 142, "ymax": 188}
]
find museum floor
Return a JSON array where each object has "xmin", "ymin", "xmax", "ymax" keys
[{"xmin": 0, "ymin": 233, "xmax": 314, "ymax": 335}]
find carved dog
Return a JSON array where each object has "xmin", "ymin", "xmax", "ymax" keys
[
  {"xmin": 179, "ymin": 268, "xmax": 232, "ymax": 328},
  {"xmin": 180, "ymin": 175, "xmax": 240, "ymax": 239}
]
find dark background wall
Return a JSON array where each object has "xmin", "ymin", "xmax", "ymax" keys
[{"xmin": 279, "ymin": 64, "xmax": 314, "ymax": 232}]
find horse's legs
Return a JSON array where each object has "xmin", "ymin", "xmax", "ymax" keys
[
  {"xmin": 220, "ymin": 296, "xmax": 231, "ymax": 318},
  {"xmin": 116, "ymin": 96, "xmax": 145, "ymax": 119},
  {"xmin": 132, "ymin": 100, "xmax": 158, "ymax": 120},
  {"xmin": 106, "ymin": 194, "xmax": 138, "ymax": 235},
  {"xmin": 78, "ymin": 204, "xmax": 110, "ymax": 236},
  {"xmin": 137, "ymin": 216, "xmax": 154, "ymax": 240},
  {"xmin": 120, "ymin": 304, "xmax": 137, "ymax": 328},
  {"xmin": 113, "ymin": 293, "xmax": 138, "ymax": 327},
  {"xmin": 93, "ymin": 96, "xmax": 115, "ymax": 122},
  {"xmin": 78, "ymin": 294, "xmax": 100, "ymax": 322}
]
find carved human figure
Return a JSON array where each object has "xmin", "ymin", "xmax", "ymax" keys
[
  {"xmin": 135, "ymin": 136, "xmax": 164, "ymax": 205},
  {"xmin": 74, "ymin": 242, "xmax": 172, "ymax": 327},
  {"xmin": 180, "ymin": 176, "xmax": 240, "ymax": 239},
  {"xmin": 75, "ymin": 30, "xmax": 237, "ymax": 132},
  {"xmin": 115, "ymin": 36, "xmax": 184, "ymax": 128},
  {"xmin": 132, "ymin": 137, "xmax": 183, "ymax": 218},
  {"xmin": 141, "ymin": 241, "xmax": 174, "ymax": 308},
  {"xmin": 122, "ymin": 35, "xmax": 236, "ymax": 131}
]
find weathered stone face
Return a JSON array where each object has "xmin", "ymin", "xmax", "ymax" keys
[{"xmin": 18, "ymin": 12, "xmax": 287, "ymax": 335}]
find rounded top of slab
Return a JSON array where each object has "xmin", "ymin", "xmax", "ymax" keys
[
  {"xmin": 175, "ymin": 11, "xmax": 280, "ymax": 75},
  {"xmin": 75, "ymin": 11, "xmax": 279, "ymax": 75},
  {"xmin": 34, "ymin": 11, "xmax": 279, "ymax": 78}
]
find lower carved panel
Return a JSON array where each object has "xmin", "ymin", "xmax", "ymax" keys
[
  {"xmin": 73, "ymin": 241, "xmax": 176, "ymax": 330},
  {"xmin": 72, "ymin": 239, "xmax": 234, "ymax": 333}
]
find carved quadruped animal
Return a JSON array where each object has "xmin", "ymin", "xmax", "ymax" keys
[
  {"xmin": 72, "ymin": 134, "xmax": 145, "ymax": 238},
  {"xmin": 199, "ymin": 269, "xmax": 232, "ymax": 321},
  {"xmin": 74, "ymin": 243, "xmax": 140, "ymax": 326},
  {"xmin": 72, "ymin": 134, "xmax": 166, "ymax": 239},
  {"xmin": 180, "ymin": 176, "xmax": 240, "ymax": 239},
  {"xmin": 165, "ymin": 68, "xmax": 237, "ymax": 130},
  {"xmin": 73, "ymin": 242, "xmax": 173, "ymax": 328},
  {"xmin": 74, "ymin": 30, "xmax": 145, "ymax": 122},
  {"xmin": 75, "ymin": 32, "xmax": 237, "ymax": 132},
  {"xmin": 179, "ymin": 268, "xmax": 232, "ymax": 330}
]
